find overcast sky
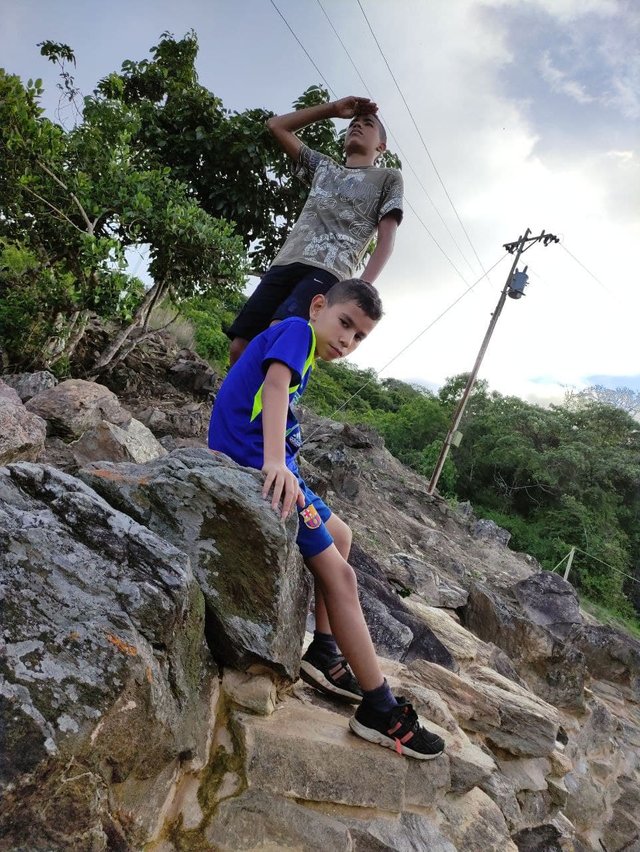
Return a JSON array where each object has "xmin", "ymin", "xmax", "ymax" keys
[{"xmin": 3, "ymin": 0, "xmax": 639, "ymax": 403}]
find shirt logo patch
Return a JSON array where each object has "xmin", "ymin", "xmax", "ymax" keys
[{"xmin": 300, "ymin": 504, "xmax": 322, "ymax": 529}]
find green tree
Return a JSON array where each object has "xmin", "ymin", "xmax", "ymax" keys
[
  {"xmin": 0, "ymin": 47, "xmax": 247, "ymax": 372},
  {"xmin": 449, "ymin": 389, "xmax": 640, "ymax": 614}
]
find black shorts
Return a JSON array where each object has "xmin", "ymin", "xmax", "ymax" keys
[{"xmin": 227, "ymin": 263, "xmax": 339, "ymax": 342}]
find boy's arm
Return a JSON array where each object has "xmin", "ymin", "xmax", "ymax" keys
[
  {"xmin": 261, "ymin": 361, "xmax": 304, "ymax": 518},
  {"xmin": 361, "ymin": 214, "xmax": 399, "ymax": 284},
  {"xmin": 266, "ymin": 96, "xmax": 378, "ymax": 161}
]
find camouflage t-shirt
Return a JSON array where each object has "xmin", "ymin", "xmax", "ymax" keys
[{"xmin": 272, "ymin": 144, "xmax": 404, "ymax": 280}]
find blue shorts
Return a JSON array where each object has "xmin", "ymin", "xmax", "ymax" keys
[{"xmin": 296, "ymin": 476, "xmax": 334, "ymax": 559}]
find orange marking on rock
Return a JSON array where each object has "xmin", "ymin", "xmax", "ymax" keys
[
  {"xmin": 89, "ymin": 469, "xmax": 149, "ymax": 486},
  {"xmin": 106, "ymin": 633, "xmax": 138, "ymax": 656}
]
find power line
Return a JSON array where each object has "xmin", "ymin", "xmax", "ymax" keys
[
  {"xmin": 355, "ymin": 0, "xmax": 491, "ymax": 283},
  {"xmin": 315, "ymin": 0, "xmax": 478, "ymax": 280},
  {"xmin": 560, "ymin": 242, "xmax": 614, "ymax": 295},
  {"xmin": 269, "ymin": 0, "xmax": 337, "ymax": 97},
  {"xmin": 403, "ymin": 196, "xmax": 473, "ymax": 292},
  {"xmin": 376, "ymin": 253, "xmax": 507, "ymax": 375},
  {"xmin": 574, "ymin": 546, "xmax": 640, "ymax": 586}
]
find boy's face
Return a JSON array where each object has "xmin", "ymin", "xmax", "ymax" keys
[
  {"xmin": 309, "ymin": 296, "xmax": 378, "ymax": 362},
  {"xmin": 345, "ymin": 114, "xmax": 386, "ymax": 159}
]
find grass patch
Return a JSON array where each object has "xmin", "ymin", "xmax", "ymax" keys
[{"xmin": 579, "ymin": 595, "xmax": 640, "ymax": 640}]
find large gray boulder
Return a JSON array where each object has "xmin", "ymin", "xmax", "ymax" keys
[
  {"xmin": 388, "ymin": 552, "xmax": 468, "ymax": 607},
  {"xmin": 2, "ymin": 370, "xmax": 57, "ymax": 402},
  {"xmin": 407, "ymin": 660, "xmax": 561, "ymax": 757},
  {"xmin": 0, "ymin": 462, "xmax": 213, "ymax": 849},
  {"xmin": 80, "ymin": 448, "xmax": 310, "ymax": 680},
  {"xmin": 464, "ymin": 582, "xmax": 587, "ymax": 710},
  {"xmin": 70, "ymin": 417, "xmax": 168, "ymax": 467},
  {"xmin": 26, "ymin": 379, "xmax": 131, "ymax": 439},
  {"xmin": 472, "ymin": 518, "xmax": 512, "ymax": 547},
  {"xmin": 0, "ymin": 379, "xmax": 22, "ymax": 404},
  {"xmin": 205, "ymin": 788, "xmax": 353, "ymax": 851},
  {"xmin": 0, "ymin": 397, "xmax": 46, "ymax": 465},
  {"xmin": 567, "ymin": 623, "xmax": 640, "ymax": 701},
  {"xmin": 512, "ymin": 572, "xmax": 582, "ymax": 638}
]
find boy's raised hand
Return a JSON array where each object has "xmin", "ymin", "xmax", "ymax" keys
[
  {"xmin": 333, "ymin": 96, "xmax": 378, "ymax": 120},
  {"xmin": 262, "ymin": 460, "xmax": 305, "ymax": 520}
]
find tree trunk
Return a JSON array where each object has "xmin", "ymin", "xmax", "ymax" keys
[
  {"xmin": 49, "ymin": 310, "xmax": 91, "ymax": 367},
  {"xmin": 43, "ymin": 309, "xmax": 90, "ymax": 365},
  {"xmin": 90, "ymin": 279, "xmax": 167, "ymax": 375}
]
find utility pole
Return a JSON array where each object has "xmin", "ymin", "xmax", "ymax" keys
[{"xmin": 427, "ymin": 228, "xmax": 559, "ymax": 496}]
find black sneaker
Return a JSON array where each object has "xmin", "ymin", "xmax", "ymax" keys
[
  {"xmin": 349, "ymin": 698, "xmax": 445, "ymax": 760},
  {"xmin": 300, "ymin": 646, "xmax": 363, "ymax": 703}
]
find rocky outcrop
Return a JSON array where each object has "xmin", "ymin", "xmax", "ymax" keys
[
  {"xmin": 0, "ymin": 461, "xmax": 213, "ymax": 850},
  {"xmin": 0, "ymin": 382, "xmax": 47, "ymax": 465},
  {"xmin": 69, "ymin": 417, "xmax": 168, "ymax": 467},
  {"xmin": 1, "ymin": 376, "xmax": 639, "ymax": 851},
  {"xmin": 26, "ymin": 379, "xmax": 132, "ymax": 439},
  {"xmin": 101, "ymin": 330, "xmax": 216, "ymax": 441},
  {"xmin": 463, "ymin": 582, "xmax": 588, "ymax": 710},
  {"xmin": 80, "ymin": 449, "xmax": 310, "ymax": 680},
  {"xmin": 2, "ymin": 369, "xmax": 57, "ymax": 402},
  {"xmin": 350, "ymin": 543, "xmax": 457, "ymax": 669}
]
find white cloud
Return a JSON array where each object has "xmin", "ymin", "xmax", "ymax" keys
[
  {"xmin": 539, "ymin": 52, "xmax": 595, "ymax": 105},
  {"xmin": 608, "ymin": 75, "xmax": 640, "ymax": 120},
  {"xmin": 486, "ymin": 0, "xmax": 618, "ymax": 22}
]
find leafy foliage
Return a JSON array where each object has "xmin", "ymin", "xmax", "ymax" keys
[
  {"xmin": 96, "ymin": 34, "xmax": 400, "ymax": 270},
  {"xmin": 177, "ymin": 289, "xmax": 248, "ymax": 370},
  {"xmin": 0, "ymin": 50, "xmax": 248, "ymax": 371},
  {"xmin": 300, "ymin": 361, "xmax": 640, "ymax": 619}
]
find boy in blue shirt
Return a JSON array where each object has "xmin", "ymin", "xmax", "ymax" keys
[{"xmin": 209, "ymin": 279, "xmax": 444, "ymax": 760}]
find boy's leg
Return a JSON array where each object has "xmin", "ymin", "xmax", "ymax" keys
[
  {"xmin": 305, "ymin": 544, "xmax": 384, "ymax": 693},
  {"xmin": 271, "ymin": 268, "xmax": 338, "ymax": 322},
  {"xmin": 313, "ymin": 513, "xmax": 352, "ymax": 635},
  {"xmin": 226, "ymin": 264, "xmax": 305, "ymax": 364},
  {"xmin": 297, "ymin": 491, "xmax": 362, "ymax": 701},
  {"xmin": 296, "ymin": 493, "xmax": 445, "ymax": 758},
  {"xmin": 306, "ymin": 545, "xmax": 445, "ymax": 760}
]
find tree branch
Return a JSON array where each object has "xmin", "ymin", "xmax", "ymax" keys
[
  {"xmin": 22, "ymin": 185, "xmax": 86, "ymax": 234},
  {"xmin": 90, "ymin": 279, "xmax": 167, "ymax": 374},
  {"xmin": 36, "ymin": 158, "xmax": 94, "ymax": 233}
]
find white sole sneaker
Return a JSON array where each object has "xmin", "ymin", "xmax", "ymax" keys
[
  {"xmin": 348, "ymin": 714, "xmax": 445, "ymax": 760},
  {"xmin": 299, "ymin": 659, "xmax": 362, "ymax": 703}
]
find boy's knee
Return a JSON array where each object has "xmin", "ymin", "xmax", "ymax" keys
[{"xmin": 335, "ymin": 557, "xmax": 358, "ymax": 593}]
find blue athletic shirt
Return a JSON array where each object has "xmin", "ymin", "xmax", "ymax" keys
[{"xmin": 208, "ymin": 317, "xmax": 316, "ymax": 472}]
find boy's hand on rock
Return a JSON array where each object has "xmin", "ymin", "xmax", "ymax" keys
[
  {"xmin": 262, "ymin": 461, "xmax": 305, "ymax": 520},
  {"xmin": 333, "ymin": 96, "xmax": 378, "ymax": 119}
]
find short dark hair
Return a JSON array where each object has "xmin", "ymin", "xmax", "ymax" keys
[
  {"xmin": 325, "ymin": 278, "xmax": 383, "ymax": 321},
  {"xmin": 372, "ymin": 114, "xmax": 387, "ymax": 145}
]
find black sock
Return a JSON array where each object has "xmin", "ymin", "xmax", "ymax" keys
[
  {"xmin": 361, "ymin": 679, "xmax": 398, "ymax": 714},
  {"xmin": 308, "ymin": 630, "xmax": 340, "ymax": 657}
]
